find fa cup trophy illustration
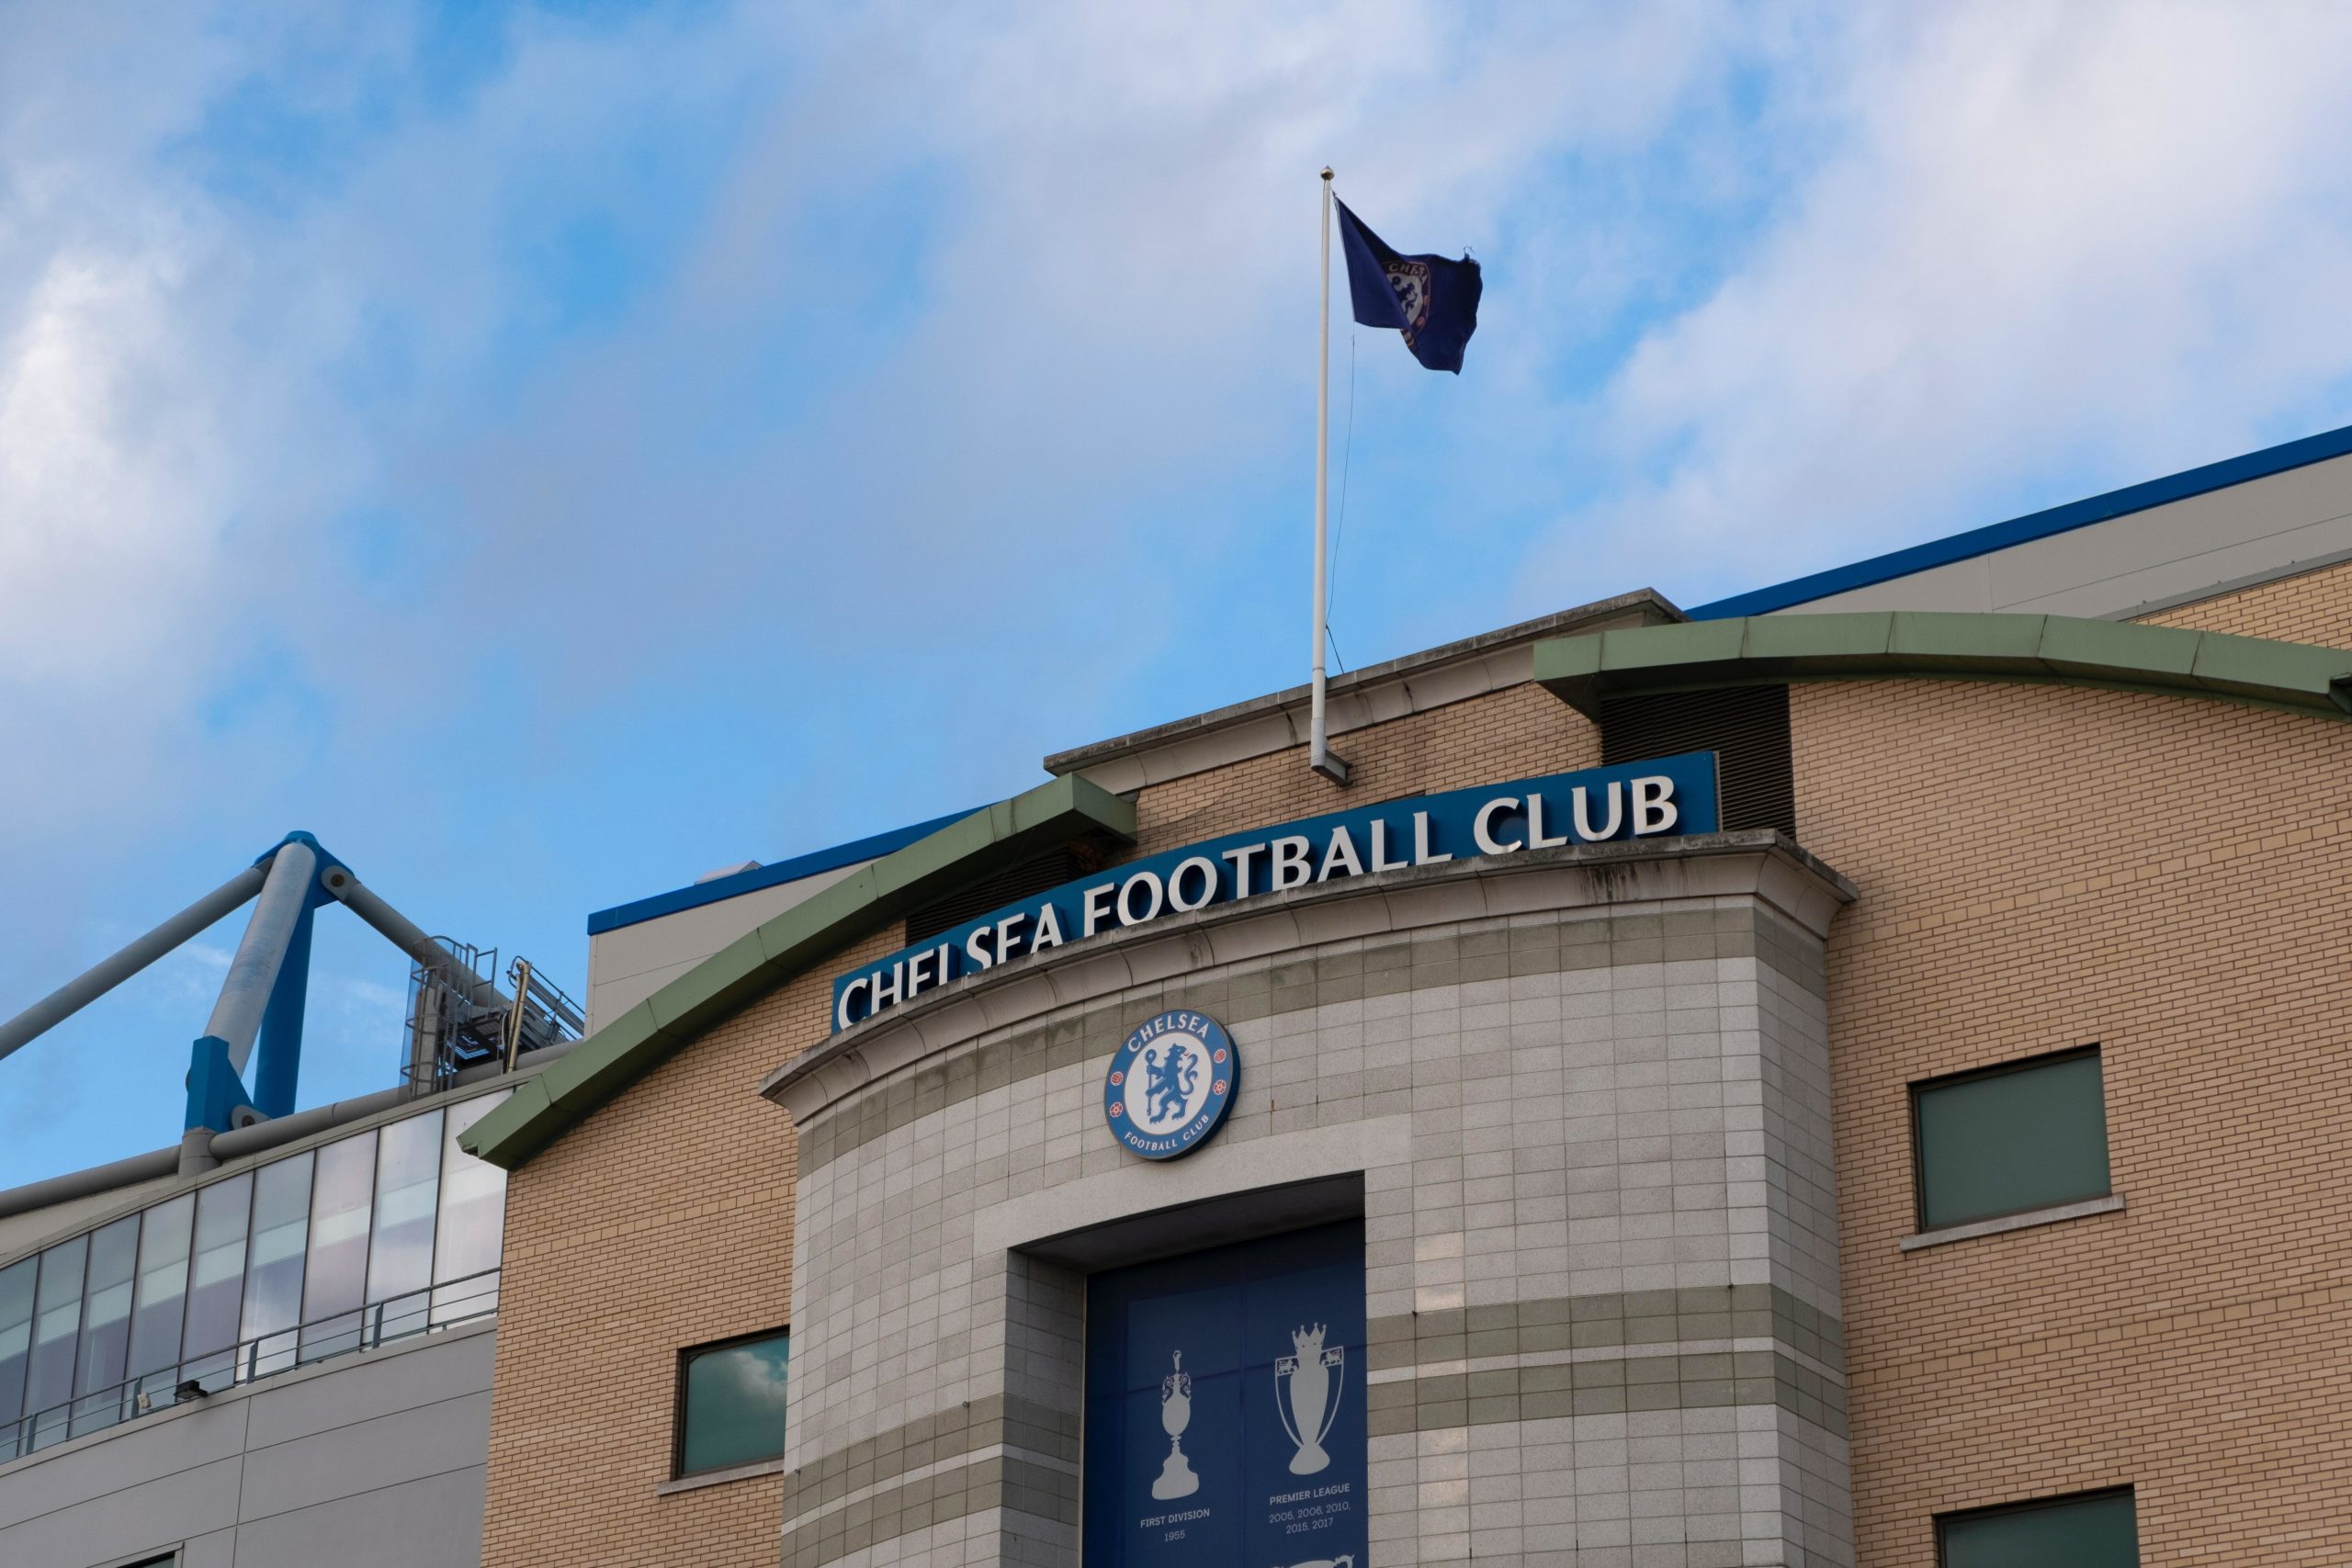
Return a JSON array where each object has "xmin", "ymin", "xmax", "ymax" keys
[
  {"xmin": 1274, "ymin": 1323, "xmax": 1345, "ymax": 1475},
  {"xmin": 1152, "ymin": 1348, "xmax": 1201, "ymax": 1500}
]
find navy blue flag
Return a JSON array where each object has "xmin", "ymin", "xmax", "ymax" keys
[{"xmin": 1334, "ymin": 197, "xmax": 1482, "ymax": 373}]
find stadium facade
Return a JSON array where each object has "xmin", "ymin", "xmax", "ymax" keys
[{"xmin": 8, "ymin": 423, "xmax": 2352, "ymax": 1567}]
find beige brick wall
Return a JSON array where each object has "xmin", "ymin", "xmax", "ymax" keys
[
  {"xmin": 1128, "ymin": 681, "xmax": 1598, "ymax": 856},
  {"xmin": 1791, "ymin": 671, "xmax": 2352, "ymax": 1565},
  {"xmin": 482, "ymin": 569, "xmax": 2352, "ymax": 1566},
  {"xmin": 481, "ymin": 922, "xmax": 899, "ymax": 1568},
  {"xmin": 2137, "ymin": 555, "xmax": 2352, "ymax": 647},
  {"xmin": 481, "ymin": 684, "xmax": 1589, "ymax": 1566}
]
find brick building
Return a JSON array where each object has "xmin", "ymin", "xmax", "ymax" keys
[
  {"xmin": 10, "ymin": 423, "xmax": 2352, "ymax": 1568},
  {"xmin": 451, "ymin": 424, "xmax": 2352, "ymax": 1568}
]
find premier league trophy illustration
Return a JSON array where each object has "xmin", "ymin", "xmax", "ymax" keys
[
  {"xmin": 1274, "ymin": 1323, "xmax": 1345, "ymax": 1475},
  {"xmin": 1152, "ymin": 1348, "xmax": 1201, "ymax": 1500}
]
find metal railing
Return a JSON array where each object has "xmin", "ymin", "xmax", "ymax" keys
[
  {"xmin": 3, "ymin": 1267, "xmax": 500, "ymax": 1464},
  {"xmin": 403, "ymin": 943, "xmax": 582, "ymax": 1094}
]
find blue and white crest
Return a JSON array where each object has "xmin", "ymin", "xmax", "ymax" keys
[{"xmin": 1102, "ymin": 1010, "xmax": 1237, "ymax": 1160}]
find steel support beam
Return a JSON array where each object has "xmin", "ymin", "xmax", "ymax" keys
[
  {"xmin": 322, "ymin": 867, "xmax": 513, "ymax": 1013},
  {"xmin": 249, "ymin": 897, "xmax": 317, "ymax": 1120},
  {"xmin": 202, "ymin": 840, "xmax": 319, "ymax": 1076},
  {"xmin": 0, "ymin": 863, "xmax": 267, "ymax": 1067}
]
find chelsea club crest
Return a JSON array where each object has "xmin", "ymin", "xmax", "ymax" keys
[{"xmin": 1102, "ymin": 1010, "xmax": 1238, "ymax": 1160}]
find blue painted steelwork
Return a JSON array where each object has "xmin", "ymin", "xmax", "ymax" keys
[
  {"xmin": 1688, "ymin": 421, "xmax": 2352, "ymax": 619},
  {"xmin": 584, "ymin": 807, "xmax": 980, "ymax": 936},
  {"xmin": 183, "ymin": 832, "xmax": 353, "ymax": 1133}
]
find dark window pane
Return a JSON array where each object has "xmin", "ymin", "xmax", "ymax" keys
[
  {"xmin": 240, "ymin": 1153, "xmax": 313, "ymax": 1378},
  {"xmin": 26, "ymin": 1235, "xmax": 87, "ymax": 1450},
  {"xmin": 433, "ymin": 1092, "xmax": 508, "ymax": 1325},
  {"xmin": 0, "ymin": 1257, "xmax": 35, "ymax": 1446},
  {"xmin": 679, "ymin": 1333, "xmax": 789, "ymax": 1475},
  {"xmin": 365, "ymin": 1110, "xmax": 443, "ymax": 1342},
  {"xmin": 181, "ymin": 1171, "xmax": 254, "ymax": 1381},
  {"xmin": 127, "ymin": 1195, "xmax": 194, "ymax": 1387},
  {"xmin": 71, "ymin": 1216, "xmax": 140, "ymax": 1434},
  {"xmin": 1941, "ymin": 1488, "xmax": 2137, "ymax": 1567},
  {"xmin": 299, "ymin": 1132, "xmax": 375, "ymax": 1362},
  {"xmin": 1916, "ymin": 1049, "xmax": 2110, "ymax": 1230}
]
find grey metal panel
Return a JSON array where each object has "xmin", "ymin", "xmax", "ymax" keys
[
  {"xmin": 0, "ymin": 1399, "xmax": 250, "ymax": 1522},
  {"xmin": 180, "ymin": 1530, "xmax": 237, "ymax": 1568},
  {"xmin": 236, "ymin": 1392, "xmax": 490, "ymax": 1522},
  {"xmin": 241, "ymin": 1326, "xmax": 495, "ymax": 1449},
  {"xmin": 585, "ymin": 857, "xmax": 870, "ymax": 1031},
  {"xmin": 233, "ymin": 1464, "xmax": 486, "ymax": 1568},
  {"xmin": 0, "ymin": 1325, "xmax": 495, "ymax": 1568},
  {"xmin": 0, "ymin": 1454, "xmax": 244, "ymax": 1568},
  {"xmin": 1791, "ymin": 448, "xmax": 2352, "ymax": 620}
]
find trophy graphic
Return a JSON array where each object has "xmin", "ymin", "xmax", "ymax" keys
[
  {"xmin": 1151, "ymin": 1349, "xmax": 1201, "ymax": 1500},
  {"xmin": 1274, "ymin": 1324, "xmax": 1344, "ymax": 1475}
]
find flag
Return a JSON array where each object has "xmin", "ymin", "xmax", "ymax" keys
[{"xmin": 1334, "ymin": 197, "xmax": 1483, "ymax": 373}]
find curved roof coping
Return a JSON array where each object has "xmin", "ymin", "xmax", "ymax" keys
[
  {"xmin": 460, "ymin": 773, "xmax": 1137, "ymax": 1170},
  {"xmin": 1533, "ymin": 612, "xmax": 2352, "ymax": 721}
]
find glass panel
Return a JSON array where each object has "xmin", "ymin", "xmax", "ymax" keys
[
  {"xmin": 1941, "ymin": 1489, "xmax": 2138, "ymax": 1568},
  {"xmin": 0, "ymin": 1257, "xmax": 34, "ymax": 1456},
  {"xmin": 298, "ymin": 1131, "xmax": 376, "ymax": 1362},
  {"xmin": 679, "ymin": 1333, "xmax": 790, "ymax": 1475},
  {"xmin": 1916, "ymin": 1050, "xmax": 2111, "ymax": 1230},
  {"xmin": 127, "ymin": 1194, "xmax": 194, "ymax": 1402},
  {"xmin": 25, "ymin": 1235, "xmax": 87, "ymax": 1450},
  {"xmin": 364, "ymin": 1110, "xmax": 443, "ymax": 1344},
  {"xmin": 180, "ymin": 1170, "xmax": 254, "ymax": 1389},
  {"xmin": 70, "ymin": 1215, "xmax": 140, "ymax": 1435},
  {"xmin": 239, "ymin": 1152, "xmax": 313, "ymax": 1379},
  {"xmin": 433, "ymin": 1092, "xmax": 510, "ymax": 1325}
]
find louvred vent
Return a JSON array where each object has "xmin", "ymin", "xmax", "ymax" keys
[
  {"xmin": 1600, "ymin": 683, "xmax": 1795, "ymax": 836},
  {"xmin": 905, "ymin": 844, "xmax": 1090, "ymax": 946}
]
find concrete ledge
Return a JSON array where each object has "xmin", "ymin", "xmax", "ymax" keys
[
  {"xmin": 1899, "ymin": 1192, "xmax": 2126, "ymax": 1252},
  {"xmin": 763, "ymin": 829, "xmax": 1855, "ymax": 1122},
  {"xmin": 1041, "ymin": 589, "xmax": 1682, "ymax": 789},
  {"xmin": 656, "ymin": 1456, "xmax": 786, "ymax": 1495}
]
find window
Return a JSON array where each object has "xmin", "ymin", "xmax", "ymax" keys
[
  {"xmin": 1939, "ymin": 1487, "xmax": 2137, "ymax": 1567},
  {"xmin": 0, "ymin": 1088, "xmax": 515, "ymax": 1451},
  {"xmin": 1912, "ymin": 1046, "xmax": 2111, "ymax": 1231},
  {"xmin": 675, "ymin": 1330, "xmax": 790, "ymax": 1477}
]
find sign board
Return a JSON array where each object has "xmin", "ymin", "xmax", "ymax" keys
[
  {"xmin": 832, "ymin": 750, "xmax": 1720, "ymax": 1032},
  {"xmin": 1083, "ymin": 1221, "xmax": 1368, "ymax": 1568}
]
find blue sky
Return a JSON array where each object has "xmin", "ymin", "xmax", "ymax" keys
[{"xmin": 8, "ymin": 1, "xmax": 2352, "ymax": 1187}]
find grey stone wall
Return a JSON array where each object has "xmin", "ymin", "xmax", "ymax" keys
[{"xmin": 767, "ymin": 834, "xmax": 1856, "ymax": 1568}]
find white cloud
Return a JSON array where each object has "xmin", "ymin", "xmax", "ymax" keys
[
  {"xmin": 1524, "ymin": 1, "xmax": 2352, "ymax": 608},
  {"xmin": 10, "ymin": 1, "xmax": 2352, "ymax": 1182}
]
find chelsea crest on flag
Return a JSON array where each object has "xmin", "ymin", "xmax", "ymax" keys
[{"xmin": 1334, "ymin": 197, "xmax": 1483, "ymax": 373}]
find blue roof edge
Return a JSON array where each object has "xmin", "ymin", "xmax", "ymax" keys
[
  {"xmin": 1686, "ymin": 420, "xmax": 2352, "ymax": 619},
  {"xmin": 586, "ymin": 807, "xmax": 981, "ymax": 935}
]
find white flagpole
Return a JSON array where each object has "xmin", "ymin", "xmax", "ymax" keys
[{"xmin": 1311, "ymin": 167, "xmax": 1351, "ymax": 784}]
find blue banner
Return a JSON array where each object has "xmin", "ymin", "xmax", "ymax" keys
[
  {"xmin": 832, "ymin": 750, "xmax": 1720, "ymax": 1031},
  {"xmin": 1084, "ymin": 1222, "xmax": 1368, "ymax": 1568}
]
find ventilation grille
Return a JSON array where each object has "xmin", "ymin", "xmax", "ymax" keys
[
  {"xmin": 904, "ymin": 845, "xmax": 1089, "ymax": 946},
  {"xmin": 1600, "ymin": 684, "xmax": 1794, "ymax": 835}
]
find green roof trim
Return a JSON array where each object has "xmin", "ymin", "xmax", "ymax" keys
[
  {"xmin": 1533, "ymin": 612, "xmax": 2352, "ymax": 721},
  {"xmin": 460, "ymin": 773, "xmax": 1137, "ymax": 1169}
]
